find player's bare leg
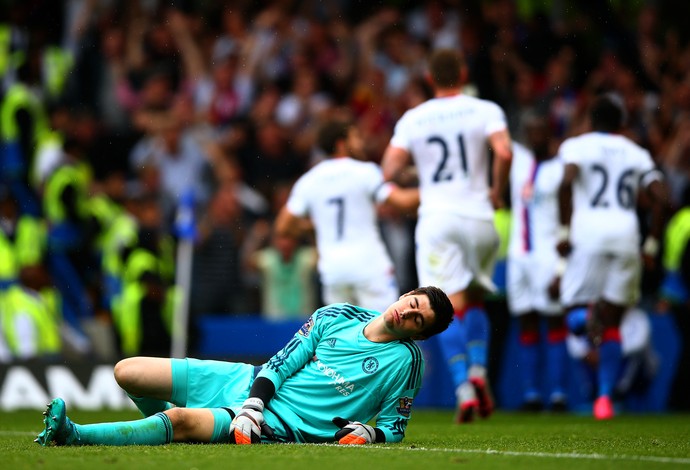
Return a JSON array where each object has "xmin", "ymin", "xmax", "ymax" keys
[{"xmin": 114, "ymin": 357, "xmax": 175, "ymax": 416}]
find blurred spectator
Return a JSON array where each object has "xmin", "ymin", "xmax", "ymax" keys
[
  {"xmin": 245, "ymin": 226, "xmax": 318, "ymax": 321},
  {"xmin": 658, "ymin": 185, "xmax": 690, "ymax": 309},
  {"xmin": 660, "ymin": 117, "xmax": 690, "ymax": 209},
  {"xmin": 165, "ymin": 7, "xmax": 254, "ymax": 132},
  {"xmin": 0, "ymin": 184, "xmax": 60, "ymax": 362},
  {"xmin": 100, "ymin": 182, "xmax": 140, "ymax": 317},
  {"xmin": 275, "ymin": 66, "xmax": 333, "ymax": 155},
  {"xmin": 406, "ymin": 0, "xmax": 461, "ymax": 51},
  {"xmin": 0, "ymin": 32, "xmax": 48, "ymax": 216},
  {"xmin": 539, "ymin": 49, "xmax": 580, "ymax": 140},
  {"xmin": 190, "ymin": 181, "xmax": 246, "ymax": 317},
  {"xmin": 41, "ymin": 137, "xmax": 95, "ymax": 349},
  {"xmin": 129, "ymin": 115, "xmax": 214, "ymax": 230},
  {"xmin": 0, "ymin": 283, "xmax": 61, "ymax": 362},
  {"xmin": 236, "ymin": 117, "xmax": 305, "ymax": 202},
  {"xmin": 112, "ymin": 193, "xmax": 176, "ymax": 357}
]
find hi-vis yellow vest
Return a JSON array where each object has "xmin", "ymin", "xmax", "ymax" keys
[
  {"xmin": 112, "ymin": 282, "xmax": 178, "ymax": 357},
  {"xmin": 0, "ymin": 285, "xmax": 61, "ymax": 357},
  {"xmin": 42, "ymin": 164, "xmax": 90, "ymax": 223},
  {"xmin": 0, "ymin": 215, "xmax": 46, "ymax": 282},
  {"xmin": 663, "ymin": 207, "xmax": 690, "ymax": 273},
  {"xmin": 0, "ymin": 82, "xmax": 49, "ymax": 149}
]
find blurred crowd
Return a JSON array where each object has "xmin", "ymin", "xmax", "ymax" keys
[{"xmin": 0, "ymin": 0, "xmax": 689, "ymax": 392}]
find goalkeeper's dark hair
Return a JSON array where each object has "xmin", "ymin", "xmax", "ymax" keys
[
  {"xmin": 411, "ymin": 286, "xmax": 454, "ymax": 339},
  {"xmin": 317, "ymin": 119, "xmax": 351, "ymax": 156}
]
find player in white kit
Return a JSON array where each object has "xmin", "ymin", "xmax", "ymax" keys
[
  {"xmin": 275, "ymin": 119, "xmax": 419, "ymax": 313},
  {"xmin": 381, "ymin": 49, "xmax": 513, "ymax": 423},
  {"xmin": 556, "ymin": 94, "xmax": 667, "ymax": 420},
  {"xmin": 507, "ymin": 114, "xmax": 568, "ymax": 411}
]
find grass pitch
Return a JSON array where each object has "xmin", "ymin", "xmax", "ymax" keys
[{"xmin": 2, "ymin": 409, "xmax": 689, "ymax": 470}]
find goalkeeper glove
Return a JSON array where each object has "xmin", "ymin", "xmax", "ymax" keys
[
  {"xmin": 229, "ymin": 398, "xmax": 274, "ymax": 444},
  {"xmin": 332, "ymin": 417, "xmax": 377, "ymax": 445}
]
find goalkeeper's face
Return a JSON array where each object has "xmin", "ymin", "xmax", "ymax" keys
[{"xmin": 381, "ymin": 293, "xmax": 435, "ymax": 340}]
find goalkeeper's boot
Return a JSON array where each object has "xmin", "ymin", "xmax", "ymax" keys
[
  {"xmin": 34, "ymin": 398, "xmax": 80, "ymax": 446},
  {"xmin": 593, "ymin": 395, "xmax": 614, "ymax": 420},
  {"xmin": 455, "ymin": 382, "xmax": 478, "ymax": 424},
  {"xmin": 470, "ymin": 376, "xmax": 494, "ymax": 419}
]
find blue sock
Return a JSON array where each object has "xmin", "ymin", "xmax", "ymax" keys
[
  {"xmin": 465, "ymin": 307, "xmax": 489, "ymax": 368},
  {"xmin": 546, "ymin": 329, "xmax": 568, "ymax": 400},
  {"xmin": 518, "ymin": 330, "xmax": 540, "ymax": 401},
  {"xmin": 128, "ymin": 393, "xmax": 172, "ymax": 417},
  {"xmin": 436, "ymin": 318, "xmax": 468, "ymax": 388},
  {"xmin": 598, "ymin": 329, "xmax": 622, "ymax": 398},
  {"xmin": 566, "ymin": 307, "xmax": 588, "ymax": 335},
  {"xmin": 74, "ymin": 412, "xmax": 174, "ymax": 446}
]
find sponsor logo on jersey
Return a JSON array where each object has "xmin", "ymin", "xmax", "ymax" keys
[
  {"xmin": 361, "ymin": 357, "xmax": 379, "ymax": 374},
  {"xmin": 315, "ymin": 359, "xmax": 355, "ymax": 396},
  {"xmin": 298, "ymin": 317, "xmax": 314, "ymax": 337},
  {"xmin": 327, "ymin": 338, "xmax": 337, "ymax": 348},
  {"xmin": 396, "ymin": 396, "xmax": 413, "ymax": 417}
]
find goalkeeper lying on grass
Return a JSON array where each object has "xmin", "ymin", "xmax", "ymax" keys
[{"xmin": 36, "ymin": 286, "xmax": 453, "ymax": 446}]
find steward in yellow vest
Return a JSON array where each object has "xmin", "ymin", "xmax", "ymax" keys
[
  {"xmin": 660, "ymin": 205, "xmax": 690, "ymax": 305},
  {"xmin": 0, "ymin": 284, "xmax": 61, "ymax": 360},
  {"xmin": 111, "ymin": 247, "xmax": 179, "ymax": 358}
]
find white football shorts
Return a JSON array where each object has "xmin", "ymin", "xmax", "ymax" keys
[
  {"xmin": 507, "ymin": 253, "xmax": 562, "ymax": 316},
  {"xmin": 415, "ymin": 213, "xmax": 499, "ymax": 296},
  {"xmin": 560, "ymin": 246, "xmax": 641, "ymax": 308}
]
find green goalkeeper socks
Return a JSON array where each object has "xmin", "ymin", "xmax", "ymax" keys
[
  {"xmin": 73, "ymin": 412, "xmax": 174, "ymax": 446},
  {"xmin": 128, "ymin": 393, "xmax": 173, "ymax": 417}
]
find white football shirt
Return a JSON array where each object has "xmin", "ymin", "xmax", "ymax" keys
[
  {"xmin": 508, "ymin": 142, "xmax": 563, "ymax": 258},
  {"xmin": 558, "ymin": 132, "xmax": 658, "ymax": 254},
  {"xmin": 286, "ymin": 157, "xmax": 394, "ymax": 285},
  {"xmin": 389, "ymin": 94, "xmax": 508, "ymax": 220}
]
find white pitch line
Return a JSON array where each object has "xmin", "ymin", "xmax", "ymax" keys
[
  {"xmin": 0, "ymin": 431, "xmax": 39, "ymax": 436},
  {"xmin": 320, "ymin": 443, "xmax": 690, "ymax": 465},
  {"xmin": 2, "ymin": 432, "xmax": 688, "ymax": 465}
]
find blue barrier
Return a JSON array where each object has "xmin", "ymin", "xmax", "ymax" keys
[{"xmin": 196, "ymin": 315, "xmax": 305, "ymax": 360}]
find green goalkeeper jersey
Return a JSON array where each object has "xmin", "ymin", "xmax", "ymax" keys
[{"xmin": 259, "ymin": 303, "xmax": 424, "ymax": 443}]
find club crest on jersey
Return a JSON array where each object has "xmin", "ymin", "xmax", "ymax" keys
[
  {"xmin": 298, "ymin": 317, "xmax": 314, "ymax": 337},
  {"xmin": 396, "ymin": 397, "xmax": 414, "ymax": 417},
  {"xmin": 361, "ymin": 357, "xmax": 379, "ymax": 374}
]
